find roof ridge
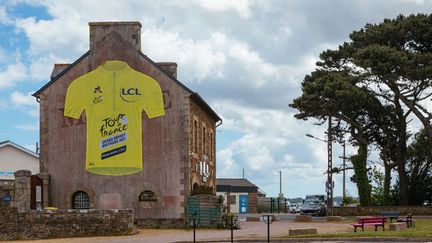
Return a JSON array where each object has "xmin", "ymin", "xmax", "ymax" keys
[{"xmin": 0, "ymin": 140, "xmax": 39, "ymax": 158}]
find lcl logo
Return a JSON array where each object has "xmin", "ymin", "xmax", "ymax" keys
[
  {"xmin": 121, "ymin": 88, "xmax": 141, "ymax": 96},
  {"xmin": 120, "ymin": 88, "xmax": 141, "ymax": 102}
]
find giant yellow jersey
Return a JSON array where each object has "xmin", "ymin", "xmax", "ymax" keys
[{"xmin": 64, "ymin": 60, "xmax": 165, "ymax": 176}]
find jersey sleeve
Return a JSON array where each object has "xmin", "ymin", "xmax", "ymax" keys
[
  {"xmin": 64, "ymin": 78, "xmax": 85, "ymax": 119},
  {"xmin": 141, "ymin": 76, "xmax": 165, "ymax": 118}
]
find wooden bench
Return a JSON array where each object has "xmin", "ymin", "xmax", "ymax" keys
[
  {"xmin": 397, "ymin": 213, "xmax": 413, "ymax": 228},
  {"xmin": 352, "ymin": 217, "xmax": 386, "ymax": 232},
  {"xmin": 380, "ymin": 211, "xmax": 399, "ymax": 222}
]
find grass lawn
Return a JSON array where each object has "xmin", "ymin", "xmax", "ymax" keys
[{"xmin": 290, "ymin": 219, "xmax": 432, "ymax": 239}]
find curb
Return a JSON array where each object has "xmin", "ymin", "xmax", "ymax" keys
[{"xmin": 176, "ymin": 237, "xmax": 432, "ymax": 242}]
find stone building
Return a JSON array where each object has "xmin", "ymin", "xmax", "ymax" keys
[{"xmin": 32, "ymin": 22, "xmax": 221, "ymax": 223}]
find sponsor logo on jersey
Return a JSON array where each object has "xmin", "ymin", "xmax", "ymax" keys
[{"xmin": 120, "ymin": 87, "xmax": 141, "ymax": 102}]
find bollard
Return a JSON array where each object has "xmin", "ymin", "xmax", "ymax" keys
[
  {"xmin": 262, "ymin": 214, "xmax": 275, "ymax": 243},
  {"xmin": 189, "ymin": 213, "xmax": 200, "ymax": 243},
  {"xmin": 229, "ymin": 214, "xmax": 238, "ymax": 243}
]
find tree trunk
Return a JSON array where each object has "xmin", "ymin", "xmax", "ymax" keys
[
  {"xmin": 351, "ymin": 141, "xmax": 371, "ymax": 206},
  {"xmin": 397, "ymin": 121, "xmax": 409, "ymax": 206},
  {"xmin": 383, "ymin": 161, "xmax": 392, "ymax": 205}
]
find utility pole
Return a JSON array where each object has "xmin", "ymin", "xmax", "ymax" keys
[
  {"xmin": 278, "ymin": 170, "xmax": 283, "ymax": 198},
  {"xmin": 242, "ymin": 168, "xmax": 245, "ymax": 179},
  {"xmin": 327, "ymin": 116, "xmax": 333, "ymax": 216},
  {"xmin": 342, "ymin": 142, "xmax": 346, "ymax": 199}
]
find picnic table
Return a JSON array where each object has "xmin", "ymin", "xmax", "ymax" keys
[
  {"xmin": 380, "ymin": 211, "xmax": 400, "ymax": 222},
  {"xmin": 397, "ymin": 213, "xmax": 413, "ymax": 228}
]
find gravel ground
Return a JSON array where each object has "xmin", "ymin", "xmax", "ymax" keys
[{"xmin": 12, "ymin": 221, "xmax": 353, "ymax": 243}]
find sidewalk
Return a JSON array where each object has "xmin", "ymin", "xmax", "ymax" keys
[{"xmin": 12, "ymin": 220, "xmax": 352, "ymax": 243}]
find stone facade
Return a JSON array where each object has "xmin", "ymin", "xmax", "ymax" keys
[
  {"xmin": 189, "ymin": 98, "xmax": 218, "ymax": 195},
  {"xmin": 333, "ymin": 206, "xmax": 432, "ymax": 216},
  {"xmin": 0, "ymin": 207, "xmax": 134, "ymax": 240},
  {"xmin": 32, "ymin": 21, "xmax": 221, "ymax": 225}
]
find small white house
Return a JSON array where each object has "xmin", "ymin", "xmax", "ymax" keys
[
  {"xmin": 216, "ymin": 178, "xmax": 261, "ymax": 214},
  {"xmin": 0, "ymin": 141, "xmax": 39, "ymax": 201}
]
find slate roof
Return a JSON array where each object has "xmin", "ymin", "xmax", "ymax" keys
[{"xmin": 216, "ymin": 178, "xmax": 259, "ymax": 193}]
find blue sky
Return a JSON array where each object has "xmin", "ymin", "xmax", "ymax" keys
[{"xmin": 1, "ymin": 0, "xmax": 431, "ymax": 198}]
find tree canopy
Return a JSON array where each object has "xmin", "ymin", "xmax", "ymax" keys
[{"xmin": 291, "ymin": 14, "xmax": 432, "ymax": 206}]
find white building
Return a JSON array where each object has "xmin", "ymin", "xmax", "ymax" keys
[
  {"xmin": 0, "ymin": 141, "xmax": 39, "ymax": 202},
  {"xmin": 216, "ymin": 178, "xmax": 262, "ymax": 214}
]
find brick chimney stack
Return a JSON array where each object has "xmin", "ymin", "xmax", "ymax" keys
[{"xmin": 89, "ymin": 21, "xmax": 142, "ymax": 51}]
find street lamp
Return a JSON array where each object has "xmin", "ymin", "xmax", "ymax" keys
[
  {"xmin": 306, "ymin": 134, "xmax": 326, "ymax": 143},
  {"xmin": 305, "ymin": 117, "xmax": 333, "ymax": 216}
]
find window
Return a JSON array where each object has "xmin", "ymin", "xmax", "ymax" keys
[
  {"xmin": 72, "ymin": 191, "xmax": 90, "ymax": 209},
  {"xmin": 210, "ymin": 132, "xmax": 213, "ymax": 160},
  {"xmin": 139, "ymin": 190, "xmax": 157, "ymax": 201},
  {"xmin": 229, "ymin": 195, "xmax": 236, "ymax": 204},
  {"xmin": 193, "ymin": 120, "xmax": 198, "ymax": 152},
  {"xmin": 202, "ymin": 126, "xmax": 207, "ymax": 154}
]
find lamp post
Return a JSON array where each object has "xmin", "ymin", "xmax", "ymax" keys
[
  {"xmin": 305, "ymin": 117, "xmax": 333, "ymax": 216},
  {"xmin": 342, "ymin": 142, "xmax": 346, "ymax": 199}
]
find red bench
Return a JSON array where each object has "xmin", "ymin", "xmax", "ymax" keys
[{"xmin": 352, "ymin": 217, "xmax": 386, "ymax": 232}]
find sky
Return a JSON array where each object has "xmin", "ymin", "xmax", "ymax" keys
[{"xmin": 0, "ymin": 0, "xmax": 431, "ymax": 198}]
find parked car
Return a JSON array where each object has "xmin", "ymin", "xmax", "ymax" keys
[
  {"xmin": 289, "ymin": 203, "xmax": 301, "ymax": 214},
  {"xmin": 300, "ymin": 199, "xmax": 326, "ymax": 216}
]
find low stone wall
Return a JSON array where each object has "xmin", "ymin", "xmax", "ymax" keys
[
  {"xmin": 0, "ymin": 206, "xmax": 135, "ymax": 240},
  {"xmin": 333, "ymin": 205, "xmax": 432, "ymax": 216}
]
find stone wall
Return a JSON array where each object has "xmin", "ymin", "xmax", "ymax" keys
[
  {"xmin": 333, "ymin": 205, "xmax": 432, "ymax": 216},
  {"xmin": 0, "ymin": 207, "xmax": 135, "ymax": 240}
]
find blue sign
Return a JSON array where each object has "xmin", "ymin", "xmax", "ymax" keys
[
  {"xmin": 239, "ymin": 195, "xmax": 248, "ymax": 213},
  {"xmin": 2, "ymin": 195, "xmax": 12, "ymax": 202},
  {"xmin": 0, "ymin": 171, "xmax": 14, "ymax": 177}
]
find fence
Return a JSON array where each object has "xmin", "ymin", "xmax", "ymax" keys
[
  {"xmin": 258, "ymin": 197, "xmax": 290, "ymax": 213},
  {"xmin": 187, "ymin": 194, "xmax": 222, "ymax": 226}
]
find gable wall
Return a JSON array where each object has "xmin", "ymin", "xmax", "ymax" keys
[{"xmin": 39, "ymin": 33, "xmax": 190, "ymax": 220}]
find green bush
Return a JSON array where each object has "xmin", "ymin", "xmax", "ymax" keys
[{"xmin": 218, "ymin": 213, "xmax": 240, "ymax": 229}]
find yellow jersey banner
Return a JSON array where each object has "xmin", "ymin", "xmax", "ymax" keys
[{"xmin": 64, "ymin": 60, "xmax": 165, "ymax": 176}]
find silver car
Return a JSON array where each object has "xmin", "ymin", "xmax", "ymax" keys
[{"xmin": 300, "ymin": 199, "xmax": 326, "ymax": 216}]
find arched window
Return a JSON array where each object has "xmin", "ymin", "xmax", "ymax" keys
[
  {"xmin": 72, "ymin": 191, "xmax": 90, "ymax": 209},
  {"xmin": 139, "ymin": 190, "xmax": 157, "ymax": 201}
]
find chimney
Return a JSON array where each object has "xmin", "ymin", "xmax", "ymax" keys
[
  {"xmin": 50, "ymin": 63, "xmax": 69, "ymax": 80},
  {"xmin": 157, "ymin": 62, "xmax": 178, "ymax": 79},
  {"xmin": 89, "ymin": 21, "xmax": 142, "ymax": 51}
]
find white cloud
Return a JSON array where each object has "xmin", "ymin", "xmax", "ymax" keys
[
  {"xmin": 15, "ymin": 16, "xmax": 88, "ymax": 57},
  {"xmin": 10, "ymin": 91, "xmax": 39, "ymax": 117},
  {"xmin": 141, "ymin": 28, "xmax": 227, "ymax": 82},
  {"xmin": 29, "ymin": 54, "xmax": 69, "ymax": 81},
  {"xmin": 11, "ymin": 91, "xmax": 35, "ymax": 106},
  {"xmin": 0, "ymin": 62, "xmax": 27, "ymax": 89},
  {"xmin": 191, "ymin": 0, "xmax": 253, "ymax": 18}
]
